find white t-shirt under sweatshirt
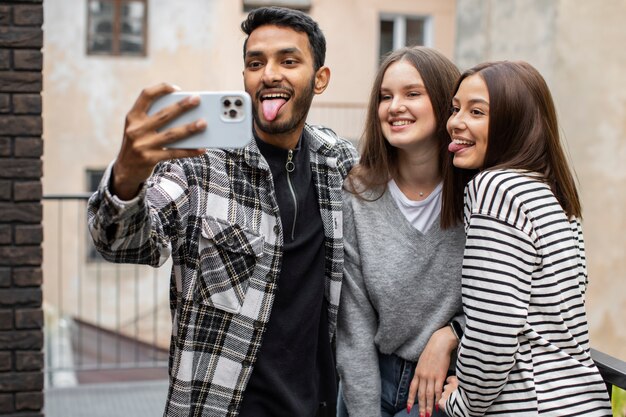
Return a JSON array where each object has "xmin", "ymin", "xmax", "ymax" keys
[
  {"xmin": 387, "ymin": 179, "xmax": 442, "ymax": 234},
  {"xmin": 337, "ymin": 183, "xmax": 465, "ymax": 415}
]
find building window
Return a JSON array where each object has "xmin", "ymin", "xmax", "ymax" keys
[
  {"xmin": 86, "ymin": 169, "xmax": 105, "ymax": 261},
  {"xmin": 87, "ymin": 0, "xmax": 147, "ymax": 56},
  {"xmin": 87, "ymin": 169, "xmax": 105, "ymax": 192},
  {"xmin": 379, "ymin": 14, "xmax": 431, "ymax": 61},
  {"xmin": 242, "ymin": 0, "xmax": 311, "ymax": 12}
]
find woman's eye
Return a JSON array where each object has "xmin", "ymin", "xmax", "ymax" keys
[
  {"xmin": 380, "ymin": 94, "xmax": 392, "ymax": 101},
  {"xmin": 471, "ymin": 109, "xmax": 485, "ymax": 116},
  {"xmin": 451, "ymin": 106, "xmax": 459, "ymax": 114}
]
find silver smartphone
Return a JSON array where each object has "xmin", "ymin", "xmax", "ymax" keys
[{"xmin": 148, "ymin": 91, "xmax": 253, "ymax": 149}]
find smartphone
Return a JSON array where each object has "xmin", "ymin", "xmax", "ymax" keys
[{"xmin": 148, "ymin": 91, "xmax": 253, "ymax": 149}]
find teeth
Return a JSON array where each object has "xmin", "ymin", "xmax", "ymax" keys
[
  {"xmin": 453, "ymin": 139, "xmax": 473, "ymax": 145},
  {"xmin": 262, "ymin": 93, "xmax": 289, "ymax": 100},
  {"xmin": 391, "ymin": 120, "xmax": 413, "ymax": 126}
]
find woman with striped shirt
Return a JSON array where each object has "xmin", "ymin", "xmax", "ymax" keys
[{"xmin": 439, "ymin": 61, "xmax": 612, "ymax": 416}]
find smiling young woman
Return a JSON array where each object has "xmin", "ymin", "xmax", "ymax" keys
[
  {"xmin": 447, "ymin": 74, "xmax": 489, "ymax": 170},
  {"xmin": 439, "ymin": 61, "xmax": 612, "ymax": 417},
  {"xmin": 336, "ymin": 46, "xmax": 474, "ymax": 417}
]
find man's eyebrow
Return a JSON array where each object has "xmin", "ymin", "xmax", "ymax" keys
[
  {"xmin": 245, "ymin": 47, "xmax": 302, "ymax": 58},
  {"xmin": 245, "ymin": 50, "xmax": 263, "ymax": 58},
  {"xmin": 277, "ymin": 47, "xmax": 301, "ymax": 55}
]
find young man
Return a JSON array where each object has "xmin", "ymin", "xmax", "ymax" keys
[{"xmin": 87, "ymin": 7, "xmax": 357, "ymax": 417}]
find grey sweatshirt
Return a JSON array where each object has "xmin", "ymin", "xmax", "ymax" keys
[{"xmin": 336, "ymin": 186, "xmax": 465, "ymax": 415}]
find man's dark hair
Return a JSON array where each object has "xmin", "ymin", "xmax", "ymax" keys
[{"xmin": 241, "ymin": 6, "xmax": 326, "ymax": 70}]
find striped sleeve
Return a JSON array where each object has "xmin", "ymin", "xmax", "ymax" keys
[
  {"xmin": 446, "ymin": 170, "xmax": 612, "ymax": 416},
  {"xmin": 573, "ymin": 219, "xmax": 589, "ymax": 298},
  {"xmin": 446, "ymin": 210, "xmax": 537, "ymax": 416}
]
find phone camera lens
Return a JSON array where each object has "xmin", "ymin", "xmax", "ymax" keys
[
  {"xmin": 235, "ymin": 99, "xmax": 243, "ymax": 107},
  {"xmin": 229, "ymin": 109, "xmax": 238, "ymax": 118},
  {"xmin": 223, "ymin": 99, "xmax": 231, "ymax": 107}
]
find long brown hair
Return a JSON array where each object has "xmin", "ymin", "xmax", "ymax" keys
[
  {"xmin": 346, "ymin": 46, "xmax": 472, "ymax": 228},
  {"xmin": 455, "ymin": 61, "xmax": 581, "ymax": 218}
]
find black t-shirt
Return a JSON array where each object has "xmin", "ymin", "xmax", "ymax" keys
[{"xmin": 238, "ymin": 134, "xmax": 336, "ymax": 417}]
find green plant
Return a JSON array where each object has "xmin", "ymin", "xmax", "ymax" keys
[{"xmin": 613, "ymin": 386, "xmax": 626, "ymax": 417}]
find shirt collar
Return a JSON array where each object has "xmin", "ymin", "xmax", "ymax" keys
[{"xmin": 226, "ymin": 124, "xmax": 331, "ymax": 169}]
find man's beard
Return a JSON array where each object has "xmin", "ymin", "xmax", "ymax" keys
[{"xmin": 253, "ymin": 77, "xmax": 315, "ymax": 135}]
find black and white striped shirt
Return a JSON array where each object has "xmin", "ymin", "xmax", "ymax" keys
[{"xmin": 446, "ymin": 169, "xmax": 612, "ymax": 416}]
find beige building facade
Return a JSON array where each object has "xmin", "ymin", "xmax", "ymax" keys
[
  {"xmin": 43, "ymin": 0, "xmax": 456, "ymax": 187},
  {"xmin": 42, "ymin": 0, "xmax": 457, "ymax": 351},
  {"xmin": 455, "ymin": 0, "xmax": 626, "ymax": 362},
  {"xmin": 42, "ymin": 0, "xmax": 626, "ymax": 360}
]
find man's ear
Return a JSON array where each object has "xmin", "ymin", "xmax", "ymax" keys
[{"xmin": 314, "ymin": 66, "xmax": 330, "ymax": 94}]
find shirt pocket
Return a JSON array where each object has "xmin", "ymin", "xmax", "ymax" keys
[{"xmin": 196, "ymin": 216, "xmax": 264, "ymax": 314}]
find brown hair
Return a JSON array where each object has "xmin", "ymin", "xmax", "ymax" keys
[
  {"xmin": 455, "ymin": 61, "xmax": 581, "ymax": 218},
  {"xmin": 346, "ymin": 46, "xmax": 473, "ymax": 228}
]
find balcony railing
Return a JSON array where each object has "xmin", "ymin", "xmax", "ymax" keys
[
  {"xmin": 308, "ymin": 101, "xmax": 367, "ymax": 144},
  {"xmin": 592, "ymin": 348, "xmax": 626, "ymax": 401},
  {"xmin": 42, "ymin": 193, "xmax": 626, "ymax": 411},
  {"xmin": 43, "ymin": 194, "xmax": 170, "ymax": 387}
]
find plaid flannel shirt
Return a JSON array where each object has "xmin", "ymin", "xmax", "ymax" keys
[{"xmin": 87, "ymin": 124, "xmax": 358, "ymax": 417}]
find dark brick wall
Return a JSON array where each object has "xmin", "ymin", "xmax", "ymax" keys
[{"xmin": 0, "ymin": 1, "xmax": 44, "ymax": 416}]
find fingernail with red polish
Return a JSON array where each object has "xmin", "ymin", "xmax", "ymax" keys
[
  {"xmin": 406, "ymin": 404, "xmax": 412, "ymax": 414},
  {"xmin": 426, "ymin": 413, "xmax": 431, "ymax": 417},
  {"xmin": 436, "ymin": 404, "xmax": 440, "ymax": 412}
]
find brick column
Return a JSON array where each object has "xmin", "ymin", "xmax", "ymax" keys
[{"xmin": 0, "ymin": 1, "xmax": 45, "ymax": 416}]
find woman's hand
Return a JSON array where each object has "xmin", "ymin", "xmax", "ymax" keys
[
  {"xmin": 407, "ymin": 326, "xmax": 457, "ymax": 416},
  {"xmin": 438, "ymin": 376, "xmax": 459, "ymax": 414}
]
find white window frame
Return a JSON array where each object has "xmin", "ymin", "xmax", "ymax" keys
[
  {"xmin": 86, "ymin": 169, "xmax": 105, "ymax": 262},
  {"xmin": 379, "ymin": 13, "xmax": 433, "ymax": 51},
  {"xmin": 86, "ymin": 0, "xmax": 148, "ymax": 57}
]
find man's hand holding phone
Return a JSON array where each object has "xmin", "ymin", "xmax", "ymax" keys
[
  {"xmin": 112, "ymin": 83, "xmax": 207, "ymax": 200},
  {"xmin": 112, "ymin": 83, "xmax": 253, "ymax": 200},
  {"xmin": 112, "ymin": 83, "xmax": 206, "ymax": 200}
]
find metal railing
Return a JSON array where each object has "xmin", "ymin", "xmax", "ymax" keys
[
  {"xmin": 43, "ymin": 194, "xmax": 170, "ymax": 387},
  {"xmin": 308, "ymin": 101, "xmax": 367, "ymax": 143},
  {"xmin": 42, "ymin": 196, "xmax": 626, "ymax": 400},
  {"xmin": 592, "ymin": 348, "xmax": 626, "ymax": 400}
]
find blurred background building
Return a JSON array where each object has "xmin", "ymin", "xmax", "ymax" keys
[
  {"xmin": 42, "ymin": 0, "xmax": 458, "ymax": 384},
  {"xmin": 38, "ymin": 0, "xmax": 626, "ymax": 414}
]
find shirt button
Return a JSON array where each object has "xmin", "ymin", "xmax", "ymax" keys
[
  {"xmin": 242, "ymin": 359, "xmax": 251, "ymax": 367},
  {"xmin": 228, "ymin": 404, "xmax": 237, "ymax": 412},
  {"xmin": 253, "ymin": 321, "xmax": 263, "ymax": 330},
  {"xmin": 265, "ymin": 273, "xmax": 273, "ymax": 281},
  {"xmin": 225, "ymin": 236, "xmax": 234, "ymax": 246},
  {"xmin": 273, "ymin": 225, "xmax": 280, "ymax": 234}
]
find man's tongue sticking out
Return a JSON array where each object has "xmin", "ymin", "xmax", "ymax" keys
[{"xmin": 262, "ymin": 98, "xmax": 287, "ymax": 122}]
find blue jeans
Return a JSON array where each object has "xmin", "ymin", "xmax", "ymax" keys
[{"xmin": 337, "ymin": 352, "xmax": 448, "ymax": 417}]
